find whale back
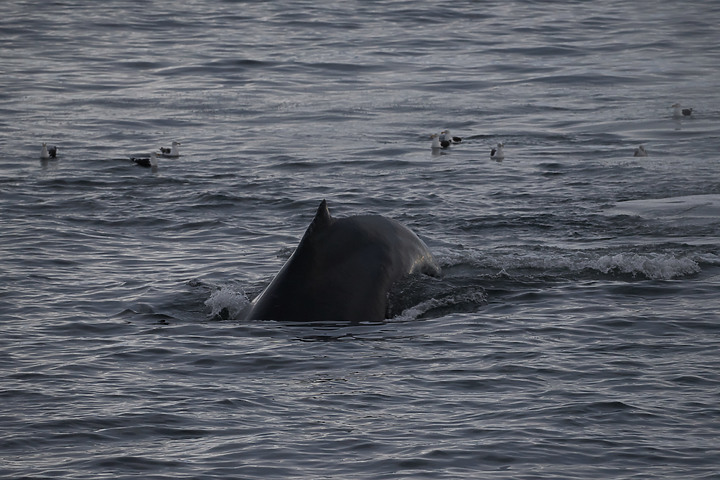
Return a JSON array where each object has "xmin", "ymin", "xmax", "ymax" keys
[{"xmin": 246, "ymin": 200, "xmax": 440, "ymax": 322}]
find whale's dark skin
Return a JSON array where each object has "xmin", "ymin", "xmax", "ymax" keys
[{"xmin": 245, "ymin": 200, "xmax": 441, "ymax": 322}]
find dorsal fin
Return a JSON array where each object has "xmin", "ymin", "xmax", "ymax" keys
[
  {"xmin": 301, "ymin": 199, "xmax": 334, "ymax": 242},
  {"xmin": 312, "ymin": 199, "xmax": 333, "ymax": 229}
]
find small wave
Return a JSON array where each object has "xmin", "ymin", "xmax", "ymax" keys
[
  {"xmin": 395, "ymin": 286, "xmax": 487, "ymax": 321},
  {"xmin": 696, "ymin": 252, "xmax": 720, "ymax": 266},
  {"xmin": 440, "ymin": 249, "xmax": 703, "ymax": 282},
  {"xmin": 589, "ymin": 253, "xmax": 701, "ymax": 280},
  {"xmin": 609, "ymin": 194, "xmax": 720, "ymax": 226}
]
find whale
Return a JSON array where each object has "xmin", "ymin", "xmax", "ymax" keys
[{"xmin": 245, "ymin": 200, "xmax": 441, "ymax": 323}]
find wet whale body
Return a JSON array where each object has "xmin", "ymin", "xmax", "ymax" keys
[{"xmin": 245, "ymin": 200, "xmax": 441, "ymax": 323}]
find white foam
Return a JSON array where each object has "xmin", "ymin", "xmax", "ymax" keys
[
  {"xmin": 590, "ymin": 253, "xmax": 700, "ymax": 280},
  {"xmin": 205, "ymin": 284, "xmax": 249, "ymax": 320}
]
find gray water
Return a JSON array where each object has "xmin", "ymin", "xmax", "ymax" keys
[{"xmin": 2, "ymin": 1, "xmax": 720, "ymax": 478}]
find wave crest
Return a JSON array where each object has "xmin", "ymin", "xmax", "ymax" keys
[{"xmin": 589, "ymin": 253, "xmax": 701, "ymax": 280}]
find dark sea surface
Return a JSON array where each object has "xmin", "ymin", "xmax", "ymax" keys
[{"xmin": 2, "ymin": 1, "xmax": 720, "ymax": 478}]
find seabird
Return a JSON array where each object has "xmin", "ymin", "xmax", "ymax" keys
[
  {"xmin": 40, "ymin": 143, "xmax": 58, "ymax": 159},
  {"xmin": 633, "ymin": 145, "xmax": 648, "ymax": 157},
  {"xmin": 131, "ymin": 152, "xmax": 159, "ymax": 168},
  {"xmin": 430, "ymin": 133, "xmax": 451, "ymax": 150},
  {"xmin": 671, "ymin": 103, "xmax": 692, "ymax": 118},
  {"xmin": 490, "ymin": 143, "xmax": 505, "ymax": 161},
  {"xmin": 158, "ymin": 141, "xmax": 181, "ymax": 157},
  {"xmin": 440, "ymin": 129, "xmax": 462, "ymax": 144}
]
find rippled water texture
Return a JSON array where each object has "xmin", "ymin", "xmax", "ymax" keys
[{"xmin": 1, "ymin": 1, "xmax": 719, "ymax": 478}]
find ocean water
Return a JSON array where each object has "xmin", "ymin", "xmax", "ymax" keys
[{"xmin": 1, "ymin": 0, "xmax": 720, "ymax": 478}]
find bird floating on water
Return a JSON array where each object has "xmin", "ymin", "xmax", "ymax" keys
[
  {"xmin": 490, "ymin": 143, "xmax": 505, "ymax": 161},
  {"xmin": 158, "ymin": 141, "xmax": 181, "ymax": 158},
  {"xmin": 633, "ymin": 145, "xmax": 648, "ymax": 157},
  {"xmin": 40, "ymin": 143, "xmax": 58, "ymax": 159},
  {"xmin": 431, "ymin": 129, "xmax": 462, "ymax": 150},
  {"xmin": 430, "ymin": 133, "xmax": 451, "ymax": 150},
  {"xmin": 440, "ymin": 129, "xmax": 462, "ymax": 144},
  {"xmin": 131, "ymin": 152, "xmax": 159, "ymax": 168},
  {"xmin": 671, "ymin": 103, "xmax": 692, "ymax": 118}
]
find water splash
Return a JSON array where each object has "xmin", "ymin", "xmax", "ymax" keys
[{"xmin": 204, "ymin": 284, "xmax": 249, "ymax": 320}]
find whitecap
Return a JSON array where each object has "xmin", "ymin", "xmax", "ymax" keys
[{"xmin": 590, "ymin": 253, "xmax": 700, "ymax": 280}]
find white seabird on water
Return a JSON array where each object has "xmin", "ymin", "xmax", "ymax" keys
[
  {"xmin": 40, "ymin": 143, "xmax": 58, "ymax": 159},
  {"xmin": 158, "ymin": 141, "xmax": 181, "ymax": 158},
  {"xmin": 490, "ymin": 143, "xmax": 505, "ymax": 161},
  {"xmin": 430, "ymin": 133, "xmax": 451, "ymax": 150},
  {"xmin": 440, "ymin": 129, "xmax": 462, "ymax": 144},
  {"xmin": 671, "ymin": 103, "xmax": 693, "ymax": 118},
  {"xmin": 634, "ymin": 145, "xmax": 648, "ymax": 157}
]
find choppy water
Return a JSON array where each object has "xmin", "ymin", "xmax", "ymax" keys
[{"xmin": 2, "ymin": 1, "xmax": 720, "ymax": 478}]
